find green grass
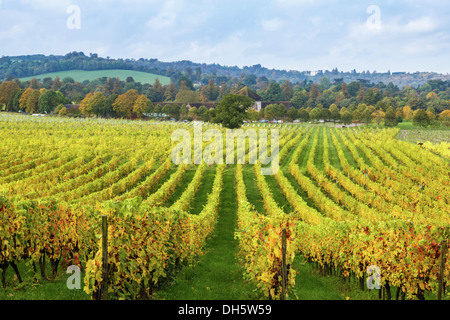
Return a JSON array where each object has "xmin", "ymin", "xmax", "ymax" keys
[
  {"xmin": 153, "ymin": 167, "xmax": 260, "ymax": 300},
  {"xmin": 19, "ymin": 69, "xmax": 171, "ymax": 85},
  {"xmin": 0, "ymin": 261, "xmax": 89, "ymax": 300},
  {"xmin": 399, "ymin": 126, "xmax": 450, "ymax": 144}
]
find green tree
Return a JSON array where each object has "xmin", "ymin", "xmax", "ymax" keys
[
  {"xmin": 318, "ymin": 77, "xmax": 331, "ymax": 91},
  {"xmin": 188, "ymin": 106, "xmax": 198, "ymax": 120},
  {"xmin": 291, "ymin": 89, "xmax": 308, "ymax": 109},
  {"xmin": 320, "ymin": 108, "xmax": 331, "ymax": 123},
  {"xmin": 340, "ymin": 110, "xmax": 353, "ymax": 125},
  {"xmin": 247, "ymin": 108, "xmax": 260, "ymax": 122},
  {"xmin": 90, "ymin": 92, "xmax": 107, "ymax": 117},
  {"xmin": 297, "ymin": 108, "xmax": 310, "ymax": 123},
  {"xmin": 384, "ymin": 106, "xmax": 399, "ymax": 127},
  {"xmin": 263, "ymin": 82, "xmax": 284, "ymax": 101},
  {"xmin": 264, "ymin": 104, "xmax": 278, "ymax": 120},
  {"xmin": 361, "ymin": 105, "xmax": 375, "ymax": 125},
  {"xmin": 212, "ymin": 94, "xmax": 254, "ymax": 129},
  {"xmin": 179, "ymin": 104, "xmax": 188, "ymax": 120},
  {"xmin": 329, "ymin": 104, "xmax": 340, "ymax": 124},
  {"xmin": 363, "ymin": 88, "xmax": 382, "ymax": 106},
  {"xmin": 104, "ymin": 94, "xmax": 118, "ymax": 118},
  {"xmin": 38, "ymin": 90, "xmax": 69, "ymax": 114},
  {"xmin": 175, "ymin": 89, "xmax": 201, "ymax": 104},
  {"xmin": 309, "ymin": 106, "xmax": 322, "ymax": 123},
  {"xmin": 412, "ymin": 109, "xmax": 431, "ymax": 128},
  {"xmin": 12, "ymin": 88, "xmax": 25, "ymax": 112},
  {"xmin": 287, "ymin": 107, "xmax": 298, "ymax": 121},
  {"xmin": 352, "ymin": 109, "xmax": 362, "ymax": 123}
]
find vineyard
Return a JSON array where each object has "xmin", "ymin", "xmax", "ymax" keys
[{"xmin": 0, "ymin": 113, "xmax": 449, "ymax": 300}]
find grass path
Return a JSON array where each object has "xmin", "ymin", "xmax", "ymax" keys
[{"xmin": 154, "ymin": 167, "xmax": 260, "ymax": 300}]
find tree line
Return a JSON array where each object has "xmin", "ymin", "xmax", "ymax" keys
[
  {"xmin": 0, "ymin": 74, "xmax": 449, "ymax": 128},
  {"xmin": 3, "ymin": 52, "xmax": 450, "ymax": 88}
]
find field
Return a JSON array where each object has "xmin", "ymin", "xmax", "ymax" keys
[
  {"xmin": 19, "ymin": 69, "xmax": 171, "ymax": 85},
  {"xmin": 0, "ymin": 113, "xmax": 449, "ymax": 301}
]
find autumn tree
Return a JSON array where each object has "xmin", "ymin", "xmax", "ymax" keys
[
  {"xmin": 282, "ymin": 80, "xmax": 293, "ymax": 100},
  {"xmin": 29, "ymin": 78, "xmax": 42, "ymax": 89},
  {"xmin": 113, "ymin": 89, "xmax": 140, "ymax": 118},
  {"xmin": 372, "ymin": 109, "xmax": 385, "ymax": 127},
  {"xmin": 218, "ymin": 82, "xmax": 229, "ymax": 101},
  {"xmin": 438, "ymin": 110, "xmax": 450, "ymax": 127},
  {"xmin": 148, "ymin": 78, "xmax": 165, "ymax": 102},
  {"xmin": 51, "ymin": 76, "xmax": 63, "ymax": 91},
  {"xmin": 25, "ymin": 90, "xmax": 41, "ymax": 114},
  {"xmin": 403, "ymin": 105, "xmax": 414, "ymax": 121},
  {"xmin": 0, "ymin": 81, "xmax": 21, "ymax": 111},
  {"xmin": 112, "ymin": 78, "xmax": 123, "ymax": 95},
  {"xmin": 200, "ymin": 79, "xmax": 220, "ymax": 101},
  {"xmin": 164, "ymin": 82, "xmax": 177, "ymax": 102},
  {"xmin": 19, "ymin": 88, "xmax": 34, "ymax": 111},
  {"xmin": 133, "ymin": 94, "xmax": 151, "ymax": 118}
]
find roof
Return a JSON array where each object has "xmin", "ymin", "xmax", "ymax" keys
[{"xmin": 236, "ymin": 86, "xmax": 262, "ymax": 101}]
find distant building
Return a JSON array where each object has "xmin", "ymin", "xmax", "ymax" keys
[
  {"xmin": 153, "ymin": 86, "xmax": 293, "ymax": 112},
  {"xmin": 236, "ymin": 86, "xmax": 293, "ymax": 111},
  {"xmin": 236, "ymin": 86, "xmax": 263, "ymax": 111}
]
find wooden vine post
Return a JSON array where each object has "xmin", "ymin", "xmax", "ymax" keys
[
  {"xmin": 101, "ymin": 215, "xmax": 109, "ymax": 300},
  {"xmin": 438, "ymin": 239, "xmax": 448, "ymax": 300},
  {"xmin": 281, "ymin": 228, "xmax": 287, "ymax": 300}
]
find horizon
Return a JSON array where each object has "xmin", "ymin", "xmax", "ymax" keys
[
  {"xmin": 1, "ymin": 1, "xmax": 450, "ymax": 74},
  {"xmin": 5, "ymin": 52, "xmax": 450, "ymax": 78}
]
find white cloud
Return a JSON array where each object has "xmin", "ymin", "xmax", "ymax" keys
[
  {"xmin": 400, "ymin": 16, "xmax": 438, "ymax": 33},
  {"xmin": 20, "ymin": 0, "xmax": 72, "ymax": 11},
  {"xmin": 145, "ymin": 0, "xmax": 180, "ymax": 30},
  {"xmin": 261, "ymin": 18, "xmax": 284, "ymax": 32}
]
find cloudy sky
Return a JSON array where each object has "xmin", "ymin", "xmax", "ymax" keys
[{"xmin": 1, "ymin": 0, "xmax": 449, "ymax": 74}]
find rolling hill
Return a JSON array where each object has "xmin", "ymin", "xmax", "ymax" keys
[{"xmin": 19, "ymin": 69, "xmax": 171, "ymax": 85}]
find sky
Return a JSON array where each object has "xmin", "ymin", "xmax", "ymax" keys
[{"xmin": 1, "ymin": 0, "xmax": 449, "ymax": 74}]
